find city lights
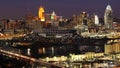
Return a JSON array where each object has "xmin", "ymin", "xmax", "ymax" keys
[
  {"xmin": 38, "ymin": 6, "xmax": 45, "ymax": 22},
  {"xmin": 0, "ymin": 1, "xmax": 120, "ymax": 68}
]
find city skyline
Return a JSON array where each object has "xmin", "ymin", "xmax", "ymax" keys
[{"xmin": 0, "ymin": 0, "xmax": 120, "ymax": 19}]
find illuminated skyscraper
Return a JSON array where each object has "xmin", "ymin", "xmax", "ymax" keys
[
  {"xmin": 104, "ymin": 5, "xmax": 113, "ymax": 29},
  {"xmin": 81, "ymin": 12, "xmax": 88, "ymax": 26},
  {"xmin": 38, "ymin": 6, "xmax": 45, "ymax": 22},
  {"xmin": 51, "ymin": 11, "xmax": 59, "ymax": 27},
  {"xmin": 94, "ymin": 15, "xmax": 99, "ymax": 25},
  {"xmin": 51, "ymin": 11, "xmax": 57, "ymax": 20}
]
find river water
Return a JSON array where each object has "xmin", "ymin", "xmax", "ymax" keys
[
  {"xmin": 0, "ymin": 39, "xmax": 119, "ymax": 67},
  {"xmin": 1, "ymin": 39, "xmax": 118, "ymax": 58}
]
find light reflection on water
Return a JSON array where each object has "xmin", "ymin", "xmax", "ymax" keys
[
  {"xmin": 3, "ymin": 40, "xmax": 120, "ymax": 58},
  {"xmin": 29, "ymin": 40, "xmax": 120, "ymax": 58},
  {"xmin": 30, "ymin": 44, "xmax": 104, "ymax": 58}
]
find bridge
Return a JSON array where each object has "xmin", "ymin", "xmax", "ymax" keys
[{"xmin": 0, "ymin": 47, "xmax": 64, "ymax": 68}]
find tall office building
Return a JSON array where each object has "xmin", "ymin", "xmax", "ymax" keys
[
  {"xmin": 81, "ymin": 12, "xmax": 88, "ymax": 26},
  {"xmin": 94, "ymin": 15, "xmax": 99, "ymax": 25},
  {"xmin": 51, "ymin": 11, "xmax": 57, "ymax": 20},
  {"xmin": 51, "ymin": 11, "xmax": 59, "ymax": 27},
  {"xmin": 104, "ymin": 5, "xmax": 113, "ymax": 29},
  {"xmin": 38, "ymin": 6, "xmax": 45, "ymax": 22}
]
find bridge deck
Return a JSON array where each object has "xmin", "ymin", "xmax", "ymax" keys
[{"xmin": 0, "ymin": 48, "xmax": 63, "ymax": 68}]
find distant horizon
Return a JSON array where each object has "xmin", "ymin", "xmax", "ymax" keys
[{"xmin": 0, "ymin": 0, "xmax": 120, "ymax": 19}]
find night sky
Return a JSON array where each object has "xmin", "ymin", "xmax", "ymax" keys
[{"xmin": 0, "ymin": 0, "xmax": 120, "ymax": 19}]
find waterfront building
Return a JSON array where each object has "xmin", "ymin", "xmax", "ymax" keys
[
  {"xmin": 44, "ymin": 56, "xmax": 67, "ymax": 62},
  {"xmin": 105, "ymin": 44, "xmax": 112, "ymax": 54},
  {"xmin": 105, "ymin": 43, "xmax": 120, "ymax": 54},
  {"xmin": 104, "ymin": 5, "xmax": 113, "ymax": 29},
  {"xmin": 70, "ymin": 52, "xmax": 104, "ymax": 62}
]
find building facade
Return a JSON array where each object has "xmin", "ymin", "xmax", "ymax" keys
[{"xmin": 104, "ymin": 5, "xmax": 113, "ymax": 29}]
